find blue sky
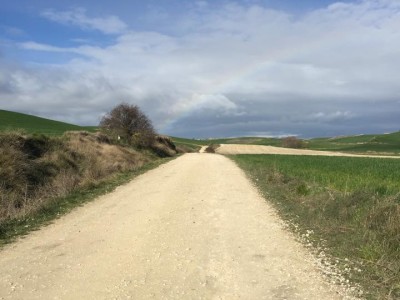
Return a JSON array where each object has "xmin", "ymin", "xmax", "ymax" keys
[{"xmin": 1, "ymin": 0, "xmax": 399, "ymax": 138}]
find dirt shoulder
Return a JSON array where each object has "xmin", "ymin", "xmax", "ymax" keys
[
  {"xmin": 217, "ymin": 144, "xmax": 400, "ymax": 158},
  {"xmin": 0, "ymin": 154, "xmax": 352, "ymax": 299}
]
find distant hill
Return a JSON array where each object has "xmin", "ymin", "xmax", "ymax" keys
[
  {"xmin": 0, "ymin": 109, "xmax": 96, "ymax": 135},
  {"xmin": 307, "ymin": 132, "xmax": 400, "ymax": 154},
  {"xmin": 172, "ymin": 131, "xmax": 400, "ymax": 155}
]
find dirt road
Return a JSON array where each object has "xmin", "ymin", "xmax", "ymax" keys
[
  {"xmin": 0, "ymin": 154, "xmax": 349, "ymax": 299},
  {"xmin": 217, "ymin": 144, "xmax": 400, "ymax": 158}
]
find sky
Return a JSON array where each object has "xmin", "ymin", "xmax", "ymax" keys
[{"xmin": 1, "ymin": 0, "xmax": 399, "ymax": 138}]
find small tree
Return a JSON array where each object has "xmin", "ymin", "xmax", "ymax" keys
[
  {"xmin": 100, "ymin": 103, "xmax": 155, "ymax": 147},
  {"xmin": 282, "ymin": 136, "xmax": 305, "ymax": 149}
]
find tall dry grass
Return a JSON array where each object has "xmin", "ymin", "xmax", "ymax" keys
[{"xmin": 0, "ymin": 131, "xmax": 153, "ymax": 222}]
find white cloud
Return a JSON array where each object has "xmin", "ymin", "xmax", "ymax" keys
[
  {"xmin": 2, "ymin": 26, "xmax": 25, "ymax": 37},
  {"xmin": 309, "ymin": 111, "xmax": 354, "ymax": 122},
  {"xmin": 42, "ymin": 8, "xmax": 127, "ymax": 34},
  {"xmin": 20, "ymin": 41, "xmax": 70, "ymax": 53},
  {"xmin": 2, "ymin": 0, "xmax": 400, "ymax": 137},
  {"xmin": 190, "ymin": 94, "xmax": 238, "ymax": 112}
]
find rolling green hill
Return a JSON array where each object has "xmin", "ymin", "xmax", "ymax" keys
[
  {"xmin": 173, "ymin": 132, "xmax": 400, "ymax": 155},
  {"xmin": 171, "ymin": 136, "xmax": 282, "ymax": 148},
  {"xmin": 307, "ymin": 132, "xmax": 400, "ymax": 154},
  {"xmin": 2, "ymin": 108, "xmax": 398, "ymax": 154},
  {"xmin": 0, "ymin": 109, "xmax": 96, "ymax": 135}
]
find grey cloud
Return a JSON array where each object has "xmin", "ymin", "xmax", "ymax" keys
[{"xmin": 2, "ymin": 0, "xmax": 400, "ymax": 137}]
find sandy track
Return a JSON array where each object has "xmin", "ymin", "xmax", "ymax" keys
[
  {"xmin": 217, "ymin": 144, "xmax": 400, "ymax": 158},
  {"xmin": 0, "ymin": 154, "xmax": 348, "ymax": 299}
]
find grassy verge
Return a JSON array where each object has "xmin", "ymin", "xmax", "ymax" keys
[
  {"xmin": 231, "ymin": 154, "xmax": 400, "ymax": 299},
  {"xmin": 0, "ymin": 158, "xmax": 173, "ymax": 248}
]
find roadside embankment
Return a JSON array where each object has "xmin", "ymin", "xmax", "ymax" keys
[{"xmin": 0, "ymin": 131, "xmax": 178, "ymax": 244}]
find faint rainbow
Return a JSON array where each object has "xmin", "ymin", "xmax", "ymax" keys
[{"xmin": 159, "ymin": 28, "xmax": 348, "ymax": 133}]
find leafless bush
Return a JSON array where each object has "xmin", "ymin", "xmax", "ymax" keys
[
  {"xmin": 150, "ymin": 135, "xmax": 177, "ymax": 157},
  {"xmin": 282, "ymin": 136, "xmax": 305, "ymax": 149},
  {"xmin": 99, "ymin": 103, "xmax": 156, "ymax": 147},
  {"xmin": 205, "ymin": 144, "xmax": 220, "ymax": 153}
]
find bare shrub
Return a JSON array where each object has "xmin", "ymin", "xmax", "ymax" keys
[
  {"xmin": 176, "ymin": 145, "xmax": 196, "ymax": 153},
  {"xmin": 282, "ymin": 136, "xmax": 305, "ymax": 149},
  {"xmin": 94, "ymin": 132, "xmax": 111, "ymax": 144},
  {"xmin": 205, "ymin": 144, "xmax": 220, "ymax": 153},
  {"xmin": 99, "ymin": 103, "xmax": 155, "ymax": 147},
  {"xmin": 150, "ymin": 135, "xmax": 177, "ymax": 157},
  {"xmin": 155, "ymin": 135, "xmax": 176, "ymax": 151}
]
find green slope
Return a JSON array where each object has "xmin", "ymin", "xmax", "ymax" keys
[
  {"xmin": 171, "ymin": 136, "xmax": 282, "ymax": 147},
  {"xmin": 0, "ymin": 109, "xmax": 92, "ymax": 135},
  {"xmin": 173, "ymin": 132, "xmax": 400, "ymax": 155},
  {"xmin": 308, "ymin": 132, "xmax": 400, "ymax": 154}
]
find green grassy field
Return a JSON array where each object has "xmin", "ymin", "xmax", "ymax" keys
[
  {"xmin": 170, "ymin": 136, "xmax": 282, "ymax": 149},
  {"xmin": 232, "ymin": 154, "xmax": 400, "ymax": 299},
  {"xmin": 308, "ymin": 132, "xmax": 400, "ymax": 154},
  {"xmin": 169, "ymin": 137, "xmax": 206, "ymax": 152},
  {"xmin": 173, "ymin": 132, "xmax": 400, "ymax": 155},
  {"xmin": 207, "ymin": 136, "xmax": 282, "ymax": 146},
  {"xmin": 235, "ymin": 155, "xmax": 400, "ymax": 194},
  {"xmin": 2, "ymin": 108, "xmax": 399, "ymax": 154},
  {"xmin": 0, "ymin": 109, "xmax": 95, "ymax": 135}
]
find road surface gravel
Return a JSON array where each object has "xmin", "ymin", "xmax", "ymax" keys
[{"xmin": 0, "ymin": 154, "xmax": 351, "ymax": 299}]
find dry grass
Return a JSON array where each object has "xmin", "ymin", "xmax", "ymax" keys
[
  {"xmin": 0, "ymin": 131, "xmax": 153, "ymax": 222},
  {"xmin": 150, "ymin": 135, "xmax": 178, "ymax": 157},
  {"xmin": 205, "ymin": 144, "xmax": 220, "ymax": 153},
  {"xmin": 281, "ymin": 136, "xmax": 306, "ymax": 148}
]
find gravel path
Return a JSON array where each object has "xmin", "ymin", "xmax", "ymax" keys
[
  {"xmin": 0, "ymin": 154, "xmax": 349, "ymax": 299},
  {"xmin": 216, "ymin": 144, "xmax": 400, "ymax": 158}
]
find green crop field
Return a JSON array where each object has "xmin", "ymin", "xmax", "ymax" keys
[
  {"xmin": 0, "ymin": 109, "xmax": 96, "ymax": 135},
  {"xmin": 170, "ymin": 136, "xmax": 209, "ymax": 146},
  {"xmin": 171, "ymin": 136, "xmax": 282, "ymax": 148},
  {"xmin": 173, "ymin": 132, "xmax": 400, "ymax": 156},
  {"xmin": 207, "ymin": 136, "xmax": 282, "ymax": 146},
  {"xmin": 307, "ymin": 132, "xmax": 400, "ymax": 154},
  {"xmin": 232, "ymin": 154, "xmax": 400, "ymax": 299},
  {"xmin": 234, "ymin": 155, "xmax": 400, "ymax": 194}
]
